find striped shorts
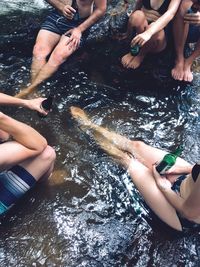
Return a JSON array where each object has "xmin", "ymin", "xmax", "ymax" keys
[{"xmin": 0, "ymin": 165, "xmax": 36, "ymax": 215}]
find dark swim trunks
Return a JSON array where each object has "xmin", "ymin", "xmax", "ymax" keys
[
  {"xmin": 0, "ymin": 165, "xmax": 36, "ymax": 215},
  {"xmin": 171, "ymin": 175, "xmax": 200, "ymax": 231},
  {"xmin": 41, "ymin": 9, "xmax": 90, "ymax": 47}
]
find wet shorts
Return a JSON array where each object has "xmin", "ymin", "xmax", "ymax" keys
[
  {"xmin": 187, "ymin": 25, "xmax": 200, "ymax": 43},
  {"xmin": 41, "ymin": 9, "xmax": 89, "ymax": 47},
  {"xmin": 0, "ymin": 165, "xmax": 36, "ymax": 215},
  {"xmin": 171, "ymin": 175, "xmax": 200, "ymax": 231}
]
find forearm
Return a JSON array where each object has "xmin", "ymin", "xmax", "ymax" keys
[
  {"xmin": 0, "ymin": 112, "xmax": 47, "ymax": 153},
  {"xmin": 77, "ymin": 8, "xmax": 106, "ymax": 33},
  {"xmin": 0, "ymin": 93, "xmax": 27, "ymax": 107},
  {"xmin": 161, "ymin": 187, "xmax": 186, "ymax": 215},
  {"xmin": 146, "ymin": 11, "xmax": 174, "ymax": 36}
]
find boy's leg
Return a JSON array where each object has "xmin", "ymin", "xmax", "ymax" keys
[{"xmin": 171, "ymin": 0, "xmax": 192, "ymax": 81}]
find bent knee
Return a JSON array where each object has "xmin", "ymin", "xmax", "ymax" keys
[
  {"xmin": 129, "ymin": 10, "xmax": 146, "ymax": 27},
  {"xmin": 39, "ymin": 145, "xmax": 56, "ymax": 164}
]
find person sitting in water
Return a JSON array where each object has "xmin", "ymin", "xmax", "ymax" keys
[
  {"xmin": 0, "ymin": 93, "xmax": 56, "ymax": 215},
  {"xmin": 121, "ymin": 0, "xmax": 181, "ymax": 69},
  {"xmin": 70, "ymin": 106, "xmax": 200, "ymax": 232},
  {"xmin": 15, "ymin": 0, "xmax": 107, "ymax": 98},
  {"xmin": 171, "ymin": 0, "xmax": 200, "ymax": 82}
]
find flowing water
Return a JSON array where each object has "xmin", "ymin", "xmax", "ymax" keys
[{"xmin": 0, "ymin": 1, "xmax": 200, "ymax": 266}]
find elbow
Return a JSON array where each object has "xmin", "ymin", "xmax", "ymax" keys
[
  {"xmin": 33, "ymin": 138, "xmax": 48, "ymax": 155},
  {"xmin": 98, "ymin": 7, "xmax": 107, "ymax": 17}
]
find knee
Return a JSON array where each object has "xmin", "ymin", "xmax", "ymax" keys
[
  {"xmin": 39, "ymin": 145, "xmax": 56, "ymax": 165},
  {"xmin": 33, "ymin": 42, "xmax": 51, "ymax": 59},
  {"xmin": 176, "ymin": 0, "xmax": 191, "ymax": 17},
  {"xmin": 131, "ymin": 140, "xmax": 146, "ymax": 150},
  {"xmin": 129, "ymin": 10, "xmax": 146, "ymax": 27},
  {"xmin": 50, "ymin": 49, "xmax": 69, "ymax": 66}
]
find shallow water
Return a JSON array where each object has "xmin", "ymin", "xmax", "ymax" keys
[{"xmin": 1, "ymin": 1, "xmax": 200, "ymax": 266}]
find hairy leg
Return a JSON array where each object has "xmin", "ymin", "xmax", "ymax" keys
[
  {"xmin": 71, "ymin": 107, "xmax": 183, "ymax": 231},
  {"xmin": 15, "ymin": 35, "xmax": 76, "ymax": 98},
  {"xmin": 31, "ymin": 30, "xmax": 61, "ymax": 82},
  {"xmin": 70, "ymin": 106, "xmax": 191, "ymax": 180}
]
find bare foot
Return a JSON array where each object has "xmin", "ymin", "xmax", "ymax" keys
[
  {"xmin": 171, "ymin": 59, "xmax": 184, "ymax": 81},
  {"xmin": 183, "ymin": 61, "xmax": 193, "ymax": 82},
  {"xmin": 121, "ymin": 53, "xmax": 134, "ymax": 68},
  {"xmin": 15, "ymin": 86, "xmax": 37, "ymax": 98},
  {"xmin": 128, "ymin": 54, "xmax": 145, "ymax": 69},
  {"xmin": 70, "ymin": 106, "xmax": 92, "ymax": 127}
]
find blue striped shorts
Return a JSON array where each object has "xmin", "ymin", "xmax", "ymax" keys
[{"xmin": 0, "ymin": 165, "xmax": 36, "ymax": 215}]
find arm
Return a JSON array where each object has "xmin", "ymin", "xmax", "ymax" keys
[
  {"xmin": 152, "ymin": 165, "xmax": 200, "ymax": 220},
  {"xmin": 66, "ymin": 0, "xmax": 107, "ymax": 47},
  {"xmin": 77, "ymin": 0, "xmax": 107, "ymax": 33},
  {"xmin": 184, "ymin": 11, "xmax": 200, "ymax": 25},
  {"xmin": 0, "ymin": 93, "xmax": 48, "ymax": 115},
  {"xmin": 0, "ymin": 112, "xmax": 47, "ymax": 171},
  {"xmin": 132, "ymin": 0, "xmax": 181, "ymax": 46}
]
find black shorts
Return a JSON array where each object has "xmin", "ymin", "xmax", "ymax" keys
[{"xmin": 41, "ymin": 9, "xmax": 89, "ymax": 47}]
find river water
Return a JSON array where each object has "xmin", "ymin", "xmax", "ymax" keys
[{"xmin": 0, "ymin": 1, "xmax": 200, "ymax": 266}]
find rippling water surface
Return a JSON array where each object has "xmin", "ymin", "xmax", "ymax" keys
[{"xmin": 0, "ymin": 1, "xmax": 200, "ymax": 266}]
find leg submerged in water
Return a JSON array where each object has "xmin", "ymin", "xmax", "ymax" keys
[{"xmin": 70, "ymin": 106, "xmax": 184, "ymax": 231}]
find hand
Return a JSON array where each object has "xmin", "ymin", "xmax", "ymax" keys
[
  {"xmin": 152, "ymin": 165, "xmax": 172, "ymax": 191},
  {"xmin": 62, "ymin": 5, "xmax": 76, "ymax": 20},
  {"xmin": 131, "ymin": 30, "xmax": 152, "ymax": 47},
  {"xmin": 65, "ymin": 27, "xmax": 82, "ymax": 49},
  {"xmin": 184, "ymin": 11, "xmax": 200, "ymax": 25},
  {"xmin": 24, "ymin": 98, "xmax": 48, "ymax": 116}
]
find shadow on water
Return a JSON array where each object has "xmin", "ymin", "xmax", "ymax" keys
[{"xmin": 1, "ymin": 2, "xmax": 200, "ymax": 267}]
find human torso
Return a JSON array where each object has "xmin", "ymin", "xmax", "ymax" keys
[
  {"xmin": 141, "ymin": 0, "xmax": 170, "ymax": 22},
  {"xmin": 142, "ymin": 0, "xmax": 170, "ymax": 14},
  {"xmin": 74, "ymin": 0, "xmax": 94, "ymax": 19}
]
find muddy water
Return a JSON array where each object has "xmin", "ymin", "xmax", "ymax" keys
[{"xmin": 1, "ymin": 1, "xmax": 200, "ymax": 267}]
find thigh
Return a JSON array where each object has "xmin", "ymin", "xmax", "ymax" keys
[
  {"xmin": 128, "ymin": 158, "xmax": 182, "ymax": 231},
  {"xmin": 130, "ymin": 141, "xmax": 190, "ymax": 170},
  {"xmin": 19, "ymin": 146, "xmax": 55, "ymax": 181},
  {"xmin": 35, "ymin": 29, "xmax": 61, "ymax": 52}
]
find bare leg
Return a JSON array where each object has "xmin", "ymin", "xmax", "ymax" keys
[
  {"xmin": 171, "ymin": 0, "xmax": 191, "ymax": 81},
  {"xmin": 121, "ymin": 10, "xmax": 148, "ymax": 68},
  {"xmin": 71, "ymin": 106, "xmax": 183, "ymax": 231},
  {"xmin": 183, "ymin": 38, "xmax": 200, "ymax": 82},
  {"xmin": 70, "ymin": 106, "xmax": 191, "ymax": 178},
  {"xmin": 15, "ymin": 34, "xmax": 76, "ymax": 98},
  {"xmin": 19, "ymin": 145, "xmax": 56, "ymax": 181},
  {"xmin": 128, "ymin": 29, "xmax": 166, "ymax": 69}
]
